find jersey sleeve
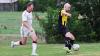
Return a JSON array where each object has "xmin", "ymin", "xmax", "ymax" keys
[
  {"xmin": 22, "ymin": 13, "xmax": 28, "ymax": 21},
  {"xmin": 61, "ymin": 10, "xmax": 65, "ymax": 16}
]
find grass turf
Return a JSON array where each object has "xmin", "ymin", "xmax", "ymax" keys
[{"xmin": 0, "ymin": 41, "xmax": 100, "ymax": 56}]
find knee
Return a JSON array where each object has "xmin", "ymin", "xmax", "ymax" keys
[
  {"xmin": 65, "ymin": 32, "xmax": 75, "ymax": 40},
  {"xmin": 32, "ymin": 41, "xmax": 37, "ymax": 43},
  {"xmin": 71, "ymin": 34, "xmax": 75, "ymax": 40},
  {"xmin": 72, "ymin": 37, "xmax": 75, "ymax": 40},
  {"xmin": 20, "ymin": 41, "xmax": 26, "ymax": 45},
  {"xmin": 31, "ymin": 36, "xmax": 38, "ymax": 42}
]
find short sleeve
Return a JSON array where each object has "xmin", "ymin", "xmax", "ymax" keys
[
  {"xmin": 61, "ymin": 10, "xmax": 65, "ymax": 16},
  {"xmin": 22, "ymin": 12, "xmax": 28, "ymax": 21}
]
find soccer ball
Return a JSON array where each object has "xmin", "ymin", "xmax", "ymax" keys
[{"xmin": 72, "ymin": 44, "xmax": 80, "ymax": 51}]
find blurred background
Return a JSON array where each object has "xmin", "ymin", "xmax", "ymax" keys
[{"xmin": 0, "ymin": 0, "xmax": 100, "ymax": 43}]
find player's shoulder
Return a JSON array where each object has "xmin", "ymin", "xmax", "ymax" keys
[
  {"xmin": 60, "ymin": 9, "xmax": 65, "ymax": 16},
  {"xmin": 22, "ymin": 10, "xmax": 27, "ymax": 14},
  {"xmin": 61, "ymin": 9, "xmax": 65, "ymax": 13},
  {"xmin": 22, "ymin": 10, "xmax": 29, "ymax": 16}
]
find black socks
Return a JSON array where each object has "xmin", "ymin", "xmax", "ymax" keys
[{"xmin": 65, "ymin": 37, "xmax": 75, "ymax": 50}]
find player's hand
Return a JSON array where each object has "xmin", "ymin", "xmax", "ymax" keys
[
  {"xmin": 30, "ymin": 27, "xmax": 34, "ymax": 32},
  {"xmin": 66, "ymin": 13, "xmax": 71, "ymax": 17}
]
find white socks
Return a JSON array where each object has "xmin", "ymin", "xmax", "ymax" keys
[{"xmin": 32, "ymin": 43, "xmax": 37, "ymax": 55}]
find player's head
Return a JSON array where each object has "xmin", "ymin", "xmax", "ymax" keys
[
  {"xmin": 26, "ymin": 2, "xmax": 34, "ymax": 12},
  {"xmin": 64, "ymin": 3, "xmax": 71, "ymax": 11}
]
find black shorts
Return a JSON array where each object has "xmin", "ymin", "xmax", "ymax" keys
[{"xmin": 59, "ymin": 25, "xmax": 69, "ymax": 36}]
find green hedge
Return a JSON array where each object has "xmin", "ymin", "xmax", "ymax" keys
[{"xmin": 18, "ymin": 0, "xmax": 56, "ymax": 11}]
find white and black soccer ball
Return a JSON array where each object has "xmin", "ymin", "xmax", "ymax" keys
[{"xmin": 72, "ymin": 44, "xmax": 80, "ymax": 51}]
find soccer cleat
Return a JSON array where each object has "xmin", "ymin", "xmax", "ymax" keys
[
  {"xmin": 32, "ymin": 53, "xmax": 38, "ymax": 56},
  {"xmin": 11, "ymin": 41, "xmax": 15, "ymax": 48},
  {"xmin": 64, "ymin": 47, "xmax": 72, "ymax": 54},
  {"xmin": 66, "ymin": 50, "xmax": 72, "ymax": 54},
  {"xmin": 64, "ymin": 47, "xmax": 69, "ymax": 51}
]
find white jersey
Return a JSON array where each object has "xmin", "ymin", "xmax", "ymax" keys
[{"xmin": 21, "ymin": 10, "xmax": 33, "ymax": 31}]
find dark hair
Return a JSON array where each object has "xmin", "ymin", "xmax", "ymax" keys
[{"xmin": 26, "ymin": 2, "xmax": 33, "ymax": 8}]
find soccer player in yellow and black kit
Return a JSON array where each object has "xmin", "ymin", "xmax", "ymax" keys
[{"xmin": 58, "ymin": 3, "xmax": 75, "ymax": 53}]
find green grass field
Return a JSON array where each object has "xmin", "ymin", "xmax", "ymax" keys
[
  {"xmin": 0, "ymin": 39, "xmax": 100, "ymax": 56},
  {"xmin": 0, "ymin": 36, "xmax": 100, "ymax": 56}
]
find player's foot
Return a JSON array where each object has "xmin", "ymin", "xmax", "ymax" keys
[
  {"xmin": 66, "ymin": 50, "xmax": 72, "ymax": 54},
  {"xmin": 64, "ymin": 47, "xmax": 69, "ymax": 51},
  {"xmin": 64, "ymin": 47, "xmax": 72, "ymax": 54},
  {"xmin": 11, "ymin": 41, "xmax": 15, "ymax": 48},
  {"xmin": 32, "ymin": 53, "xmax": 38, "ymax": 56}
]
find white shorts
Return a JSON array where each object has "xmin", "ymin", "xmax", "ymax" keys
[{"xmin": 20, "ymin": 27, "xmax": 35, "ymax": 37}]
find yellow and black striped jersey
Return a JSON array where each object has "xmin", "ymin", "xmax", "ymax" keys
[{"xmin": 58, "ymin": 9, "xmax": 69, "ymax": 26}]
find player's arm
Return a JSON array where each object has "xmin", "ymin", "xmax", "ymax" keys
[
  {"xmin": 61, "ymin": 10, "xmax": 71, "ymax": 17},
  {"xmin": 22, "ymin": 21, "xmax": 33, "ymax": 32},
  {"xmin": 22, "ymin": 13, "xmax": 33, "ymax": 32}
]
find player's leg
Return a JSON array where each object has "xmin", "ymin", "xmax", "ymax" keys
[
  {"xmin": 64, "ymin": 36, "xmax": 71, "ymax": 49},
  {"xmin": 63, "ymin": 31, "xmax": 72, "ymax": 54},
  {"xmin": 64, "ymin": 36, "xmax": 72, "ymax": 54},
  {"xmin": 60, "ymin": 25, "xmax": 72, "ymax": 53},
  {"xmin": 63, "ymin": 26, "xmax": 71, "ymax": 50},
  {"xmin": 30, "ymin": 31, "xmax": 38, "ymax": 56},
  {"xmin": 64, "ymin": 32, "xmax": 72, "ymax": 50},
  {"xmin": 65, "ymin": 32, "xmax": 75, "ymax": 50},
  {"xmin": 65, "ymin": 32, "xmax": 75, "ymax": 40},
  {"xmin": 11, "ymin": 28, "xmax": 28, "ymax": 48},
  {"xmin": 69, "ymin": 32, "xmax": 75, "ymax": 47},
  {"xmin": 11, "ymin": 37, "xmax": 27, "ymax": 47}
]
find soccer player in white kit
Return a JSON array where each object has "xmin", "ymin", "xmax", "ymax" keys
[{"xmin": 11, "ymin": 2, "xmax": 38, "ymax": 56}]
